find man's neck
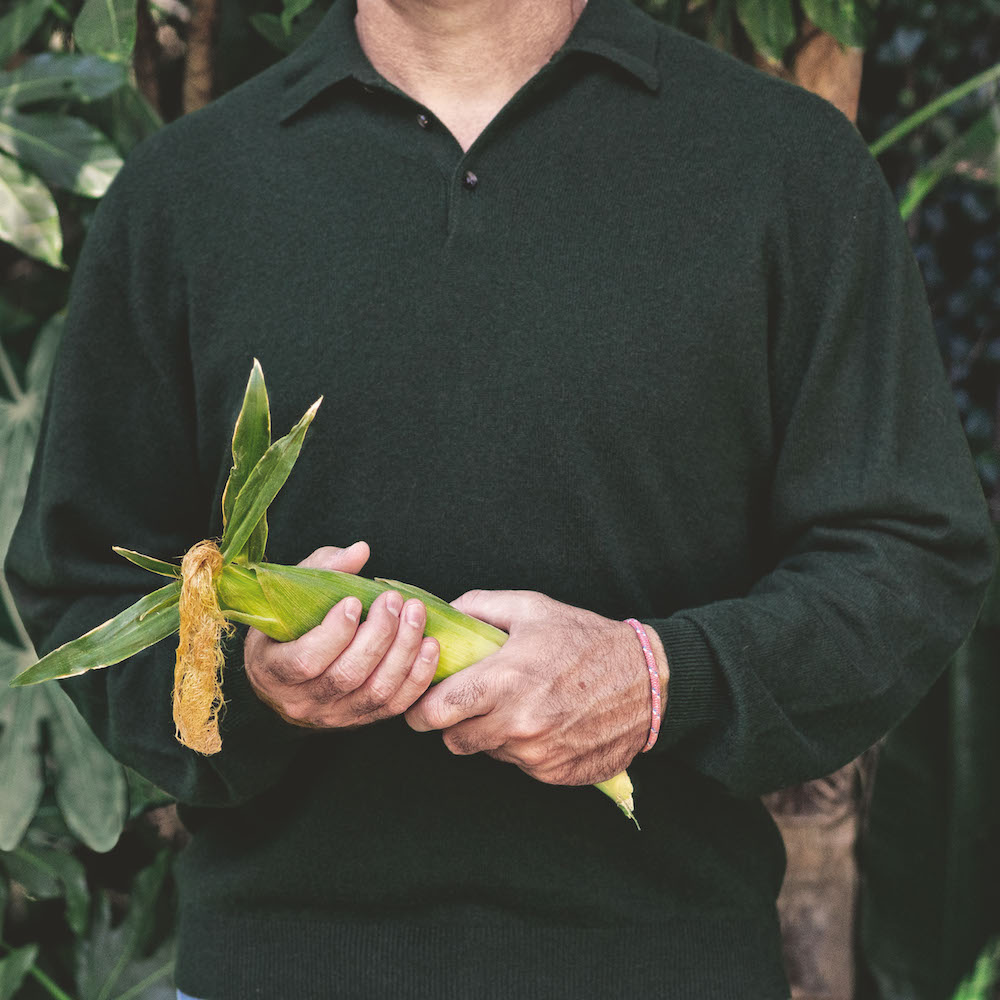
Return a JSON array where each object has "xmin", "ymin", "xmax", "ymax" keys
[{"xmin": 354, "ymin": 0, "xmax": 587, "ymax": 151}]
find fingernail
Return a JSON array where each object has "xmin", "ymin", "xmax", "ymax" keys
[
  {"xmin": 343, "ymin": 597, "xmax": 361, "ymax": 623},
  {"xmin": 420, "ymin": 639, "xmax": 437, "ymax": 661},
  {"xmin": 405, "ymin": 602, "xmax": 424, "ymax": 627},
  {"xmin": 385, "ymin": 592, "xmax": 402, "ymax": 616}
]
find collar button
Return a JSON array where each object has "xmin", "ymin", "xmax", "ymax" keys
[
  {"xmin": 462, "ymin": 170, "xmax": 479, "ymax": 191},
  {"xmin": 417, "ymin": 113, "xmax": 430, "ymax": 128}
]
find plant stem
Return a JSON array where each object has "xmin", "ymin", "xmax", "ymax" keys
[
  {"xmin": 0, "ymin": 344, "xmax": 24, "ymax": 402},
  {"xmin": 110, "ymin": 959, "xmax": 174, "ymax": 1000},
  {"xmin": 0, "ymin": 572, "xmax": 34, "ymax": 652},
  {"xmin": 0, "ymin": 940, "xmax": 77, "ymax": 1000},
  {"xmin": 869, "ymin": 60, "xmax": 1000, "ymax": 157}
]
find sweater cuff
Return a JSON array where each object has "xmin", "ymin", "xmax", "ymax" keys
[{"xmin": 644, "ymin": 616, "xmax": 728, "ymax": 748}]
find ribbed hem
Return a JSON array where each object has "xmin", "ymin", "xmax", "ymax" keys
[
  {"xmin": 176, "ymin": 911, "xmax": 790, "ymax": 1000},
  {"xmin": 646, "ymin": 615, "xmax": 728, "ymax": 747}
]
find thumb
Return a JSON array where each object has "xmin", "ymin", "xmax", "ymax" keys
[
  {"xmin": 298, "ymin": 541, "xmax": 370, "ymax": 574},
  {"xmin": 450, "ymin": 589, "xmax": 549, "ymax": 633}
]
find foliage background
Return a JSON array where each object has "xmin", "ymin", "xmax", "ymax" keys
[{"xmin": 0, "ymin": 0, "xmax": 997, "ymax": 997}]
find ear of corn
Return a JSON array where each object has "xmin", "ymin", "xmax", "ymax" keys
[{"xmin": 10, "ymin": 361, "xmax": 639, "ymax": 824}]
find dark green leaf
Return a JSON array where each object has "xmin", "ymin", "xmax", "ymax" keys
[
  {"xmin": 10, "ymin": 582, "xmax": 180, "ymax": 687},
  {"xmin": 99, "ymin": 83, "xmax": 162, "ymax": 155},
  {"xmin": 73, "ymin": 0, "xmax": 138, "ymax": 64},
  {"xmin": 735, "ymin": 0, "xmax": 796, "ymax": 63},
  {"xmin": 281, "ymin": 0, "xmax": 315, "ymax": 35},
  {"xmin": 75, "ymin": 852, "xmax": 175, "ymax": 1000},
  {"xmin": 125, "ymin": 767, "xmax": 173, "ymax": 820},
  {"xmin": 861, "ymin": 569, "xmax": 1000, "ymax": 999},
  {"xmin": 900, "ymin": 112, "xmax": 999, "ymax": 220},
  {"xmin": 0, "ymin": 0, "xmax": 50, "ymax": 66},
  {"xmin": 219, "ymin": 396, "xmax": 322, "ymax": 562},
  {"xmin": 0, "ymin": 687, "xmax": 44, "ymax": 849},
  {"xmin": 4, "ymin": 845, "xmax": 90, "ymax": 935},
  {"xmin": 0, "ymin": 109, "xmax": 122, "ymax": 197},
  {"xmin": 222, "ymin": 360, "xmax": 271, "ymax": 563},
  {"xmin": 0, "ymin": 53, "xmax": 126, "ymax": 110},
  {"xmin": 112, "ymin": 547, "xmax": 181, "ymax": 579},
  {"xmin": 0, "ymin": 944, "xmax": 38, "ymax": 1000},
  {"xmin": 47, "ymin": 686, "xmax": 127, "ymax": 852},
  {"xmin": 249, "ymin": 7, "xmax": 326, "ymax": 52},
  {"xmin": 801, "ymin": 0, "xmax": 877, "ymax": 48},
  {"xmin": 0, "ymin": 391, "xmax": 43, "ymax": 561},
  {"xmin": 25, "ymin": 309, "xmax": 64, "ymax": 394},
  {"xmin": 0, "ymin": 149, "xmax": 62, "ymax": 268}
]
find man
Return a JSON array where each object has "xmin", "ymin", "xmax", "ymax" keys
[{"xmin": 6, "ymin": 0, "xmax": 996, "ymax": 996}]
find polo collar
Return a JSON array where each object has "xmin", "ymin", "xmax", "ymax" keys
[{"xmin": 277, "ymin": 0, "xmax": 660, "ymax": 124}]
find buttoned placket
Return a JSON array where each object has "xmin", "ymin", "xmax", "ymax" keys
[{"xmin": 352, "ymin": 57, "xmax": 569, "ymax": 243}]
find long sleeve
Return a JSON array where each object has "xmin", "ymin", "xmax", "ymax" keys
[
  {"xmin": 4, "ymin": 146, "xmax": 313, "ymax": 808},
  {"xmin": 646, "ymin": 118, "xmax": 997, "ymax": 799}
]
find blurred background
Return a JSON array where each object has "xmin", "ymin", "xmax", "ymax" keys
[{"xmin": 0, "ymin": 0, "xmax": 997, "ymax": 997}]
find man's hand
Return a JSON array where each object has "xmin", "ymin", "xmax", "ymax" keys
[
  {"xmin": 244, "ymin": 542, "xmax": 440, "ymax": 729},
  {"xmin": 404, "ymin": 590, "xmax": 668, "ymax": 787}
]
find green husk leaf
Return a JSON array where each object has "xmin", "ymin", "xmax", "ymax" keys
[
  {"xmin": 253, "ymin": 565, "xmax": 506, "ymax": 681},
  {"xmin": 374, "ymin": 577, "xmax": 508, "ymax": 646},
  {"xmin": 218, "ymin": 397, "xmax": 321, "ymax": 563},
  {"xmin": 113, "ymin": 546, "xmax": 181, "ymax": 579},
  {"xmin": 222, "ymin": 358, "xmax": 271, "ymax": 563},
  {"xmin": 9, "ymin": 582, "xmax": 180, "ymax": 686}
]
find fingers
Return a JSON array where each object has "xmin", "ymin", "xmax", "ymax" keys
[
  {"xmin": 298, "ymin": 540, "xmax": 370, "ymax": 575},
  {"xmin": 449, "ymin": 589, "xmax": 551, "ymax": 632},
  {"xmin": 404, "ymin": 663, "xmax": 499, "ymax": 732},
  {"xmin": 303, "ymin": 589, "xmax": 406, "ymax": 701},
  {"xmin": 340, "ymin": 599, "xmax": 439, "ymax": 719}
]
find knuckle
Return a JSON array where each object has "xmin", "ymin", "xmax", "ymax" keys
[
  {"xmin": 443, "ymin": 677, "xmax": 486, "ymax": 711},
  {"xmin": 420, "ymin": 701, "xmax": 449, "ymax": 731},
  {"xmin": 516, "ymin": 744, "xmax": 549, "ymax": 769},
  {"xmin": 352, "ymin": 681, "xmax": 393, "ymax": 717},
  {"xmin": 442, "ymin": 730, "xmax": 477, "ymax": 756}
]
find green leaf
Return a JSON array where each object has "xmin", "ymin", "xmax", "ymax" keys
[
  {"xmin": 249, "ymin": 7, "xmax": 326, "ymax": 52},
  {"xmin": 112, "ymin": 547, "xmax": 182, "ymax": 579},
  {"xmin": 73, "ymin": 0, "xmax": 138, "ymax": 64},
  {"xmin": 75, "ymin": 852, "xmax": 174, "ymax": 1000},
  {"xmin": 4, "ymin": 845, "xmax": 90, "ymax": 935},
  {"xmin": 0, "ymin": 109, "xmax": 122, "ymax": 197},
  {"xmin": 222, "ymin": 360, "xmax": 271, "ymax": 564},
  {"xmin": 99, "ymin": 83, "xmax": 162, "ymax": 156},
  {"xmin": 0, "ymin": 0, "xmax": 51, "ymax": 66},
  {"xmin": 0, "ymin": 687, "xmax": 44, "ymax": 849},
  {"xmin": 10, "ymin": 582, "xmax": 180, "ymax": 687},
  {"xmin": 219, "ymin": 396, "xmax": 322, "ymax": 562},
  {"xmin": 899, "ymin": 112, "xmax": 999, "ymax": 221},
  {"xmin": 125, "ymin": 766, "xmax": 173, "ymax": 820},
  {"xmin": 280, "ymin": 0, "xmax": 315, "ymax": 35},
  {"xmin": 735, "ymin": 0, "xmax": 796, "ymax": 63},
  {"xmin": 0, "ymin": 53, "xmax": 126, "ymax": 111},
  {"xmin": 46, "ymin": 685, "xmax": 127, "ymax": 852},
  {"xmin": 0, "ymin": 944, "xmax": 38, "ymax": 1000},
  {"xmin": 801, "ymin": 0, "xmax": 877, "ymax": 48},
  {"xmin": 25, "ymin": 310, "xmax": 64, "ymax": 395},
  {"xmin": 0, "ymin": 149, "xmax": 63, "ymax": 268}
]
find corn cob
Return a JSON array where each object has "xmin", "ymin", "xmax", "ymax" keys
[{"xmin": 10, "ymin": 361, "xmax": 638, "ymax": 825}]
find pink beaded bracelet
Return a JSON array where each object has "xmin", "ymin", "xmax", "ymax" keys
[{"xmin": 624, "ymin": 618, "xmax": 662, "ymax": 753}]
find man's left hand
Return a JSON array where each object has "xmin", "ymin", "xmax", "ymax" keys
[{"xmin": 404, "ymin": 591, "xmax": 667, "ymax": 786}]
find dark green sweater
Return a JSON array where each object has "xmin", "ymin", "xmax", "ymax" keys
[{"xmin": 7, "ymin": 0, "xmax": 996, "ymax": 995}]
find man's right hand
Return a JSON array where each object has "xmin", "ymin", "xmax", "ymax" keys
[{"xmin": 243, "ymin": 542, "xmax": 440, "ymax": 729}]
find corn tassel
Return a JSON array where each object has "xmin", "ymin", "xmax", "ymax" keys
[{"xmin": 11, "ymin": 361, "xmax": 640, "ymax": 825}]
